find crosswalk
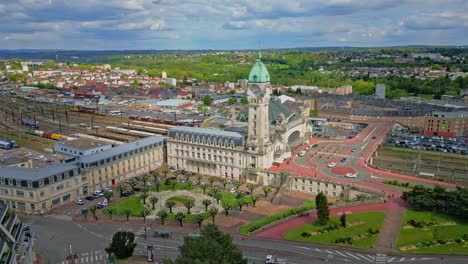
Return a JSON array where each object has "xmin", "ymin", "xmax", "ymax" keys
[
  {"xmin": 57, "ymin": 250, "xmax": 109, "ymax": 264},
  {"xmin": 312, "ymin": 249, "xmax": 433, "ymax": 263},
  {"xmin": 313, "ymin": 151, "xmax": 363, "ymax": 160}
]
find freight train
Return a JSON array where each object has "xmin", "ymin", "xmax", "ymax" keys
[
  {"xmin": 128, "ymin": 115, "xmax": 199, "ymax": 127},
  {"xmin": 25, "ymin": 129, "xmax": 72, "ymax": 141}
]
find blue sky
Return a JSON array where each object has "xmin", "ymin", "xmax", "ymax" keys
[{"xmin": 0, "ymin": 0, "xmax": 467, "ymax": 50}]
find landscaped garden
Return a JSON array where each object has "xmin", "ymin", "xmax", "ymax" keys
[
  {"xmin": 397, "ymin": 209, "xmax": 468, "ymax": 254},
  {"xmin": 102, "ymin": 196, "xmax": 148, "ymax": 217},
  {"xmin": 283, "ymin": 211, "xmax": 386, "ymax": 248},
  {"xmin": 238, "ymin": 200, "xmax": 315, "ymax": 234}
]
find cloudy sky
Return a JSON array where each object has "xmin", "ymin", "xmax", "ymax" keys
[{"xmin": 0, "ymin": 0, "xmax": 467, "ymax": 50}]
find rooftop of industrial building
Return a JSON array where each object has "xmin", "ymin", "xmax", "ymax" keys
[{"xmin": 56, "ymin": 138, "xmax": 111, "ymax": 150}]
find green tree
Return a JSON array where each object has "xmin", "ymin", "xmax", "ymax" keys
[
  {"xmin": 251, "ymin": 195, "xmax": 261, "ymax": 207},
  {"xmin": 124, "ymin": 209, "xmax": 132, "ymax": 221},
  {"xmin": 213, "ymin": 192, "xmax": 222, "ymax": 204},
  {"xmin": 222, "ymin": 203, "xmax": 231, "ymax": 216},
  {"xmin": 316, "ymin": 192, "xmax": 330, "ymax": 225},
  {"xmin": 140, "ymin": 208, "xmax": 151, "ymax": 223},
  {"xmin": 140, "ymin": 193, "xmax": 148, "ymax": 205},
  {"xmin": 157, "ymin": 209, "xmax": 168, "ymax": 225},
  {"xmin": 89, "ymin": 205, "xmax": 97, "ymax": 220},
  {"xmin": 162, "ymin": 167, "xmax": 169, "ymax": 178},
  {"xmin": 154, "ymin": 181, "xmax": 161, "ymax": 192},
  {"xmin": 107, "ymin": 208, "xmax": 114, "ymax": 221},
  {"xmin": 202, "ymin": 95, "xmax": 213, "ymax": 106},
  {"xmin": 340, "ymin": 213, "xmax": 347, "ymax": 228},
  {"xmin": 247, "ymin": 183, "xmax": 257, "ymax": 194},
  {"xmin": 128, "ymin": 179, "xmax": 137, "ymax": 192},
  {"xmin": 152, "ymin": 171, "xmax": 160, "ymax": 182},
  {"xmin": 262, "ymin": 186, "xmax": 272, "ymax": 198},
  {"xmin": 105, "ymin": 231, "xmax": 137, "ymax": 259},
  {"xmin": 219, "ymin": 178, "xmax": 228, "ymax": 189},
  {"xmin": 142, "ymin": 175, "xmax": 149, "ymax": 187},
  {"xmin": 165, "ymin": 200, "xmax": 176, "ymax": 213},
  {"xmin": 201, "ymin": 183, "xmax": 208, "ymax": 194},
  {"xmin": 208, "ymin": 207, "xmax": 219, "ymax": 223},
  {"xmin": 208, "ymin": 176, "xmax": 216, "ymax": 187},
  {"xmin": 175, "ymin": 212, "xmax": 186, "ymax": 227},
  {"xmin": 175, "ymin": 224, "xmax": 247, "ymax": 264},
  {"xmin": 117, "ymin": 185, "xmax": 127, "ymax": 197},
  {"xmin": 236, "ymin": 198, "xmax": 245, "ymax": 212},
  {"xmin": 149, "ymin": 196, "xmax": 159, "ymax": 209},
  {"xmin": 103, "ymin": 191, "xmax": 113, "ymax": 202},
  {"xmin": 193, "ymin": 214, "xmax": 205, "ymax": 229},
  {"xmin": 233, "ymin": 181, "xmax": 242, "ymax": 192},
  {"xmin": 227, "ymin": 98, "xmax": 237, "ymax": 105},
  {"xmin": 202, "ymin": 199, "xmax": 212, "ymax": 211},
  {"xmin": 184, "ymin": 200, "xmax": 195, "ymax": 214}
]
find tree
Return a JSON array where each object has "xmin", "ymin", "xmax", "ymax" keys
[
  {"xmin": 213, "ymin": 192, "xmax": 222, "ymax": 204},
  {"xmin": 175, "ymin": 212, "xmax": 186, "ymax": 227},
  {"xmin": 117, "ymin": 185, "xmax": 127, "ymax": 197},
  {"xmin": 152, "ymin": 171, "xmax": 160, "ymax": 182},
  {"xmin": 103, "ymin": 191, "xmax": 113, "ymax": 202},
  {"xmin": 316, "ymin": 192, "xmax": 330, "ymax": 225},
  {"xmin": 227, "ymin": 98, "xmax": 237, "ymax": 105},
  {"xmin": 142, "ymin": 175, "xmax": 149, "ymax": 187},
  {"xmin": 128, "ymin": 179, "xmax": 137, "ymax": 192},
  {"xmin": 241, "ymin": 96, "xmax": 248, "ymax": 105},
  {"xmin": 251, "ymin": 195, "xmax": 261, "ymax": 207},
  {"xmin": 208, "ymin": 207, "xmax": 219, "ymax": 223},
  {"xmin": 157, "ymin": 209, "xmax": 168, "ymax": 225},
  {"xmin": 340, "ymin": 213, "xmax": 347, "ymax": 228},
  {"xmin": 247, "ymin": 183, "xmax": 257, "ymax": 194},
  {"xmin": 201, "ymin": 183, "xmax": 208, "ymax": 194},
  {"xmin": 208, "ymin": 176, "xmax": 216, "ymax": 188},
  {"xmin": 89, "ymin": 205, "xmax": 98, "ymax": 220},
  {"xmin": 105, "ymin": 231, "xmax": 137, "ymax": 259},
  {"xmin": 193, "ymin": 214, "xmax": 205, "ymax": 229},
  {"xmin": 140, "ymin": 208, "xmax": 151, "ymax": 223},
  {"xmin": 162, "ymin": 167, "xmax": 169, "ymax": 178},
  {"xmin": 149, "ymin": 196, "xmax": 159, "ymax": 209},
  {"xmin": 154, "ymin": 181, "xmax": 161, "ymax": 192},
  {"xmin": 165, "ymin": 200, "xmax": 176, "ymax": 213},
  {"xmin": 202, "ymin": 95, "xmax": 213, "ymax": 106},
  {"xmin": 141, "ymin": 186, "xmax": 150, "ymax": 194},
  {"xmin": 107, "ymin": 208, "xmax": 114, "ymax": 221},
  {"xmin": 184, "ymin": 200, "xmax": 195, "ymax": 214},
  {"xmin": 196, "ymin": 174, "xmax": 203, "ymax": 184},
  {"xmin": 233, "ymin": 181, "xmax": 242, "ymax": 192},
  {"xmin": 140, "ymin": 193, "xmax": 148, "ymax": 205},
  {"xmin": 175, "ymin": 224, "xmax": 247, "ymax": 264},
  {"xmin": 219, "ymin": 178, "xmax": 228, "ymax": 189},
  {"xmin": 222, "ymin": 203, "xmax": 231, "ymax": 216},
  {"xmin": 202, "ymin": 199, "xmax": 212, "ymax": 211},
  {"xmin": 124, "ymin": 209, "xmax": 132, "ymax": 222},
  {"xmin": 236, "ymin": 198, "xmax": 245, "ymax": 212},
  {"xmin": 262, "ymin": 186, "xmax": 272, "ymax": 198}
]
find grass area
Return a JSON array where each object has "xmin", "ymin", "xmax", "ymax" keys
[
  {"xmin": 238, "ymin": 200, "xmax": 315, "ymax": 234},
  {"xmin": 283, "ymin": 211, "xmax": 386, "ymax": 249},
  {"xmin": 151, "ymin": 182, "xmax": 193, "ymax": 192},
  {"xmin": 397, "ymin": 209, "xmax": 468, "ymax": 254},
  {"xmin": 167, "ymin": 195, "xmax": 195, "ymax": 204},
  {"xmin": 208, "ymin": 191, "xmax": 253, "ymax": 207},
  {"xmin": 1, "ymin": 133, "xmax": 53, "ymax": 151},
  {"xmin": 102, "ymin": 196, "xmax": 149, "ymax": 217},
  {"xmin": 166, "ymin": 211, "xmax": 211, "ymax": 223}
]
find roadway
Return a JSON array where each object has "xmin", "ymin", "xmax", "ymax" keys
[{"xmin": 23, "ymin": 215, "xmax": 467, "ymax": 264}]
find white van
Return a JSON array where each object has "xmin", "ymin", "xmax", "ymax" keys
[{"xmin": 298, "ymin": 151, "xmax": 306, "ymax": 157}]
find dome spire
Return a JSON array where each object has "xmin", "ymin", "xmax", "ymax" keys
[{"xmin": 248, "ymin": 49, "xmax": 270, "ymax": 83}]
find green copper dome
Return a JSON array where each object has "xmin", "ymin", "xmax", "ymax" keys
[{"xmin": 248, "ymin": 51, "xmax": 270, "ymax": 83}]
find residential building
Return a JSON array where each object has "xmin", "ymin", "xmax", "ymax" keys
[
  {"xmin": 0, "ymin": 136, "xmax": 166, "ymax": 214},
  {"xmin": 423, "ymin": 111, "xmax": 468, "ymax": 137},
  {"xmin": 336, "ymin": 85, "xmax": 353, "ymax": 95},
  {"xmin": 54, "ymin": 138, "xmax": 112, "ymax": 157},
  {"xmin": 0, "ymin": 202, "xmax": 34, "ymax": 264},
  {"xmin": 308, "ymin": 118, "xmax": 328, "ymax": 137}
]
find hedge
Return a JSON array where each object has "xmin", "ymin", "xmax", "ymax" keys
[{"xmin": 238, "ymin": 200, "xmax": 315, "ymax": 234}]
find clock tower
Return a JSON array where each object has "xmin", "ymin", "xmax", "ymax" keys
[{"xmin": 247, "ymin": 52, "xmax": 271, "ymax": 154}]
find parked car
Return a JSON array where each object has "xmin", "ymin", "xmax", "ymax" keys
[
  {"xmin": 76, "ymin": 200, "xmax": 84, "ymax": 205},
  {"xmin": 298, "ymin": 150, "xmax": 306, "ymax": 157},
  {"xmin": 345, "ymin": 173, "xmax": 357, "ymax": 178},
  {"xmin": 85, "ymin": 196, "xmax": 95, "ymax": 201},
  {"xmin": 229, "ymin": 188, "xmax": 236, "ymax": 193},
  {"xmin": 351, "ymin": 148, "xmax": 356, "ymax": 152},
  {"xmin": 340, "ymin": 157, "xmax": 347, "ymax": 163},
  {"xmin": 35, "ymin": 155, "xmax": 45, "ymax": 160},
  {"xmin": 327, "ymin": 162, "xmax": 337, "ymax": 168}
]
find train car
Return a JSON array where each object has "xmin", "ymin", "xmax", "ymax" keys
[
  {"xmin": 50, "ymin": 134, "xmax": 68, "ymax": 140},
  {"xmin": 78, "ymin": 106, "xmax": 96, "ymax": 114},
  {"xmin": 4, "ymin": 139, "xmax": 19, "ymax": 148},
  {"xmin": 22, "ymin": 119, "xmax": 39, "ymax": 129}
]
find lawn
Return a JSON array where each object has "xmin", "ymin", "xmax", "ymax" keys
[
  {"xmin": 102, "ymin": 196, "xmax": 149, "ymax": 217},
  {"xmin": 167, "ymin": 195, "xmax": 195, "ymax": 204},
  {"xmin": 166, "ymin": 211, "xmax": 211, "ymax": 223},
  {"xmin": 283, "ymin": 211, "xmax": 386, "ymax": 249},
  {"xmin": 397, "ymin": 209, "xmax": 468, "ymax": 254},
  {"xmin": 209, "ymin": 191, "xmax": 253, "ymax": 207},
  {"xmin": 238, "ymin": 200, "xmax": 315, "ymax": 234},
  {"xmin": 151, "ymin": 182, "xmax": 193, "ymax": 192}
]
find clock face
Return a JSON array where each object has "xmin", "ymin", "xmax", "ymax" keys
[{"xmin": 251, "ymin": 87, "xmax": 261, "ymax": 97}]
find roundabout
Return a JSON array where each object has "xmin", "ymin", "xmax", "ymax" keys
[{"xmin": 331, "ymin": 166, "xmax": 357, "ymax": 176}]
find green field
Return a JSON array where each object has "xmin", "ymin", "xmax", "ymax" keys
[
  {"xmin": 283, "ymin": 211, "xmax": 386, "ymax": 249},
  {"xmin": 102, "ymin": 196, "xmax": 149, "ymax": 217},
  {"xmin": 151, "ymin": 182, "xmax": 193, "ymax": 192},
  {"xmin": 167, "ymin": 195, "xmax": 195, "ymax": 204},
  {"xmin": 238, "ymin": 200, "xmax": 315, "ymax": 234},
  {"xmin": 166, "ymin": 211, "xmax": 211, "ymax": 223},
  {"xmin": 207, "ymin": 191, "xmax": 253, "ymax": 207},
  {"xmin": 397, "ymin": 210, "xmax": 468, "ymax": 254}
]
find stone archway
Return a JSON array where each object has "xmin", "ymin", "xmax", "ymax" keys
[{"xmin": 287, "ymin": 130, "xmax": 301, "ymax": 148}]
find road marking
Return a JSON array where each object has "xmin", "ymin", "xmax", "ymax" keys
[
  {"xmin": 345, "ymin": 252, "xmax": 361, "ymax": 260},
  {"xmin": 334, "ymin": 251, "xmax": 348, "ymax": 257},
  {"xmin": 356, "ymin": 253, "xmax": 373, "ymax": 262}
]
